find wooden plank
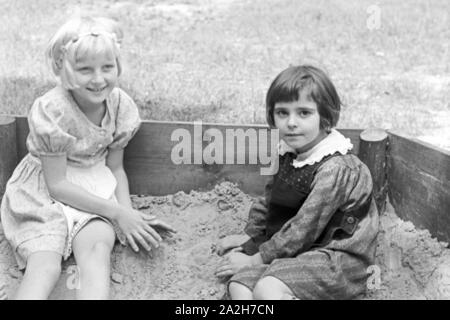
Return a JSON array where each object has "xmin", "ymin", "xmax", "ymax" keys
[
  {"xmin": 15, "ymin": 117, "xmax": 29, "ymax": 160},
  {"xmin": 11, "ymin": 117, "xmax": 363, "ymax": 196},
  {"xmin": 125, "ymin": 121, "xmax": 273, "ymax": 196},
  {"xmin": 387, "ymin": 131, "xmax": 450, "ymax": 242},
  {"xmin": 0, "ymin": 117, "xmax": 17, "ymax": 199},
  {"xmin": 125, "ymin": 121, "xmax": 362, "ymax": 196}
]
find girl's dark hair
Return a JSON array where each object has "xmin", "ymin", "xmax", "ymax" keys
[{"xmin": 266, "ymin": 65, "xmax": 341, "ymax": 130}]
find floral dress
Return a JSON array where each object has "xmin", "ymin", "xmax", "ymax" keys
[{"xmin": 0, "ymin": 86, "xmax": 141, "ymax": 269}]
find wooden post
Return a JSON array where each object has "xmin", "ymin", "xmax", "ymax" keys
[
  {"xmin": 0, "ymin": 116, "xmax": 18, "ymax": 200},
  {"xmin": 359, "ymin": 128, "xmax": 388, "ymax": 214}
]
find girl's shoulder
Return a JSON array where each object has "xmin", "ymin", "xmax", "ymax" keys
[
  {"xmin": 29, "ymin": 86, "xmax": 73, "ymax": 120},
  {"xmin": 311, "ymin": 153, "xmax": 373, "ymax": 197},
  {"xmin": 316, "ymin": 153, "xmax": 371, "ymax": 180},
  {"xmin": 35, "ymin": 86, "xmax": 70, "ymax": 104}
]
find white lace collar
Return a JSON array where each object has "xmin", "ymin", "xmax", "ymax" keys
[{"xmin": 278, "ymin": 129, "xmax": 353, "ymax": 168}]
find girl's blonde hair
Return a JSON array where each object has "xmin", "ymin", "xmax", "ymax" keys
[{"xmin": 46, "ymin": 16, "xmax": 123, "ymax": 89}]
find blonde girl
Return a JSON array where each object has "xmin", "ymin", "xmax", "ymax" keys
[{"xmin": 0, "ymin": 16, "xmax": 174, "ymax": 300}]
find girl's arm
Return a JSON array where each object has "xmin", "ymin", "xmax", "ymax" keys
[
  {"xmin": 106, "ymin": 148, "xmax": 177, "ymax": 237},
  {"xmin": 243, "ymin": 176, "xmax": 273, "ymax": 237},
  {"xmin": 257, "ymin": 160, "xmax": 373, "ymax": 264},
  {"xmin": 105, "ymin": 148, "xmax": 132, "ymax": 208},
  {"xmin": 237, "ymin": 177, "xmax": 273, "ymax": 254},
  {"xmin": 41, "ymin": 154, "xmax": 165, "ymax": 252},
  {"xmin": 41, "ymin": 154, "xmax": 122, "ymax": 219},
  {"xmin": 244, "ymin": 197, "xmax": 269, "ymax": 238}
]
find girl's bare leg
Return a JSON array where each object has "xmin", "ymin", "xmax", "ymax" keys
[
  {"xmin": 14, "ymin": 251, "xmax": 62, "ymax": 300},
  {"xmin": 72, "ymin": 219, "xmax": 115, "ymax": 300},
  {"xmin": 0, "ymin": 282, "xmax": 8, "ymax": 300},
  {"xmin": 253, "ymin": 276, "xmax": 297, "ymax": 300},
  {"xmin": 228, "ymin": 281, "xmax": 253, "ymax": 300}
]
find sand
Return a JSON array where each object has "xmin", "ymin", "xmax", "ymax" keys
[
  {"xmin": 1, "ymin": 181, "xmax": 449, "ymax": 300},
  {"xmin": 365, "ymin": 202, "xmax": 450, "ymax": 300}
]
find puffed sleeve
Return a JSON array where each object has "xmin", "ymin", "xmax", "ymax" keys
[
  {"xmin": 258, "ymin": 160, "xmax": 372, "ymax": 264},
  {"xmin": 27, "ymin": 98, "xmax": 77, "ymax": 156},
  {"xmin": 108, "ymin": 89, "xmax": 141, "ymax": 149}
]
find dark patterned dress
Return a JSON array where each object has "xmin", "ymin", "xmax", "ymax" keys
[{"xmin": 230, "ymin": 150, "xmax": 379, "ymax": 299}]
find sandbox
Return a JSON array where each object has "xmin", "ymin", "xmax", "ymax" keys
[{"xmin": 1, "ymin": 181, "xmax": 449, "ymax": 300}]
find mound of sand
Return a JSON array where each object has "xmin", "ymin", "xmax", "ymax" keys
[
  {"xmin": 365, "ymin": 202, "xmax": 450, "ymax": 299},
  {"xmin": 1, "ymin": 182, "xmax": 449, "ymax": 299}
]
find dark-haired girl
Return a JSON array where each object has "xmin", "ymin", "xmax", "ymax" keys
[{"xmin": 215, "ymin": 65, "xmax": 379, "ymax": 300}]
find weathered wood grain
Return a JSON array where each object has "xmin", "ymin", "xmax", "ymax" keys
[
  {"xmin": 125, "ymin": 121, "xmax": 268, "ymax": 195},
  {"xmin": 387, "ymin": 131, "xmax": 450, "ymax": 242},
  {"xmin": 0, "ymin": 117, "xmax": 18, "ymax": 199},
  {"xmin": 124, "ymin": 121, "xmax": 363, "ymax": 195},
  {"xmin": 10, "ymin": 117, "xmax": 363, "ymax": 196},
  {"xmin": 15, "ymin": 117, "xmax": 28, "ymax": 160}
]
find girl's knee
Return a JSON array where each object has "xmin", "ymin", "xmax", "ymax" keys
[
  {"xmin": 26, "ymin": 255, "xmax": 62, "ymax": 279},
  {"xmin": 228, "ymin": 282, "xmax": 253, "ymax": 300},
  {"xmin": 73, "ymin": 220, "xmax": 115, "ymax": 261},
  {"xmin": 79, "ymin": 241, "xmax": 113, "ymax": 264},
  {"xmin": 253, "ymin": 279, "xmax": 272, "ymax": 300},
  {"xmin": 253, "ymin": 276, "xmax": 289, "ymax": 300},
  {"xmin": 228, "ymin": 282, "xmax": 244, "ymax": 293},
  {"xmin": 91, "ymin": 241, "xmax": 114, "ymax": 257},
  {"xmin": 76, "ymin": 241, "xmax": 113, "ymax": 276},
  {"xmin": 38, "ymin": 262, "xmax": 62, "ymax": 279}
]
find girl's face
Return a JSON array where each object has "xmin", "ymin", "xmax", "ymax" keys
[
  {"xmin": 69, "ymin": 50, "xmax": 118, "ymax": 110},
  {"xmin": 274, "ymin": 93, "xmax": 327, "ymax": 153}
]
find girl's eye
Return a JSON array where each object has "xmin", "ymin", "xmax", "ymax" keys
[
  {"xmin": 275, "ymin": 110, "xmax": 288, "ymax": 117},
  {"xmin": 77, "ymin": 67, "xmax": 91, "ymax": 73},
  {"xmin": 299, "ymin": 111, "xmax": 311, "ymax": 117},
  {"xmin": 103, "ymin": 65, "xmax": 115, "ymax": 71}
]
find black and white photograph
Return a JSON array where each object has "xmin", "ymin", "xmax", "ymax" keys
[{"xmin": 0, "ymin": 0, "xmax": 449, "ymax": 305}]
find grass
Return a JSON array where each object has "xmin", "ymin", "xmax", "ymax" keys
[{"xmin": 0, "ymin": 0, "xmax": 449, "ymax": 145}]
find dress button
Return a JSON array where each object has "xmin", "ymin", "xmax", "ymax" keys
[{"xmin": 346, "ymin": 216, "xmax": 355, "ymax": 224}]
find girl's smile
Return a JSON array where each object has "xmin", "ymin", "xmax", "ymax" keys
[
  {"xmin": 87, "ymin": 86, "xmax": 107, "ymax": 93},
  {"xmin": 274, "ymin": 93, "xmax": 327, "ymax": 153}
]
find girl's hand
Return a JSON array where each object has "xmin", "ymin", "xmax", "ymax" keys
[
  {"xmin": 115, "ymin": 207, "xmax": 164, "ymax": 252},
  {"xmin": 142, "ymin": 214, "xmax": 177, "ymax": 236},
  {"xmin": 216, "ymin": 234, "xmax": 250, "ymax": 256},
  {"xmin": 215, "ymin": 251, "xmax": 253, "ymax": 278}
]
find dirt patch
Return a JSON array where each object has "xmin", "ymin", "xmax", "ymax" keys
[{"xmin": 1, "ymin": 182, "xmax": 449, "ymax": 299}]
